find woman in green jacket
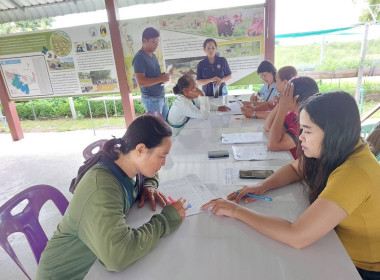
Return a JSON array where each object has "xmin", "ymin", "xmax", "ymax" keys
[{"xmin": 36, "ymin": 115, "xmax": 187, "ymax": 280}]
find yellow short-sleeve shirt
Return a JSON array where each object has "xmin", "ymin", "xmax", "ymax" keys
[{"xmin": 319, "ymin": 143, "xmax": 380, "ymax": 271}]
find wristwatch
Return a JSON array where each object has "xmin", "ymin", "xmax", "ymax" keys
[{"xmin": 252, "ymin": 111, "xmax": 257, "ymax": 119}]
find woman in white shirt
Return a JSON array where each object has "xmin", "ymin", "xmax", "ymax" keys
[{"xmin": 167, "ymin": 74, "xmax": 230, "ymax": 136}]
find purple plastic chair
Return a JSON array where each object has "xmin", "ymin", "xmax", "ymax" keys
[
  {"xmin": 83, "ymin": 139, "xmax": 108, "ymax": 160},
  {"xmin": 0, "ymin": 185, "xmax": 69, "ymax": 279},
  {"xmin": 147, "ymin": 110, "xmax": 165, "ymax": 120}
]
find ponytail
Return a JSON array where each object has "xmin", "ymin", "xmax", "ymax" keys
[{"xmin": 103, "ymin": 115, "xmax": 172, "ymax": 160}]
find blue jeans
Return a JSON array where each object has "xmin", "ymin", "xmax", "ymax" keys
[
  {"xmin": 357, "ymin": 268, "xmax": 380, "ymax": 280},
  {"xmin": 141, "ymin": 97, "xmax": 169, "ymax": 119}
]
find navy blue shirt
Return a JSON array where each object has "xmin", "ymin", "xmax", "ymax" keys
[
  {"xmin": 196, "ymin": 56, "xmax": 231, "ymax": 96},
  {"xmin": 132, "ymin": 50, "xmax": 164, "ymax": 98}
]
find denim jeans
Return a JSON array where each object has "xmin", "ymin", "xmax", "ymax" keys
[
  {"xmin": 141, "ymin": 97, "xmax": 169, "ymax": 119},
  {"xmin": 357, "ymin": 267, "xmax": 380, "ymax": 280}
]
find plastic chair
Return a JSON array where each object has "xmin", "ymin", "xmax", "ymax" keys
[
  {"xmin": 366, "ymin": 121, "xmax": 380, "ymax": 161},
  {"xmin": 0, "ymin": 185, "xmax": 69, "ymax": 279},
  {"xmin": 82, "ymin": 139, "xmax": 108, "ymax": 160},
  {"xmin": 361, "ymin": 123, "xmax": 375, "ymax": 139},
  {"xmin": 146, "ymin": 110, "xmax": 165, "ymax": 120}
]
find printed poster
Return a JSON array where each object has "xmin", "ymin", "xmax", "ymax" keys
[
  {"xmin": 0, "ymin": 23, "xmax": 119, "ymax": 100},
  {"xmin": 120, "ymin": 4, "xmax": 265, "ymax": 93}
]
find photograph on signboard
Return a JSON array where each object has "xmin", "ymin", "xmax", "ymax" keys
[
  {"xmin": 78, "ymin": 70, "xmax": 118, "ymax": 93},
  {"xmin": 47, "ymin": 57, "xmax": 75, "ymax": 71}
]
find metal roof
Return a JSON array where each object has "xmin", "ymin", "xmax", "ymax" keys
[{"xmin": 0, "ymin": 0, "xmax": 168, "ymax": 24}]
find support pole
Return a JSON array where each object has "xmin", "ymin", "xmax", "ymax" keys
[
  {"xmin": 68, "ymin": 97, "xmax": 77, "ymax": 120},
  {"xmin": 0, "ymin": 71, "xmax": 23, "ymax": 140},
  {"xmin": 355, "ymin": 24, "xmax": 369, "ymax": 103},
  {"xmin": 320, "ymin": 35, "xmax": 325, "ymax": 65},
  {"xmin": 105, "ymin": 0, "xmax": 135, "ymax": 127},
  {"xmin": 264, "ymin": 0, "xmax": 275, "ymax": 63}
]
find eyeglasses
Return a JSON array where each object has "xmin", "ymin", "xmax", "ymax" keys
[{"xmin": 259, "ymin": 72, "xmax": 269, "ymax": 81}]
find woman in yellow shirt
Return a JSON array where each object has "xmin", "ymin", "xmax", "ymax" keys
[{"xmin": 202, "ymin": 90, "xmax": 380, "ymax": 280}]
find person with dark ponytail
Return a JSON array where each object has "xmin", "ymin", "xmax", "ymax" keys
[
  {"xmin": 167, "ymin": 74, "xmax": 230, "ymax": 135},
  {"xmin": 202, "ymin": 91, "xmax": 380, "ymax": 280},
  {"xmin": 36, "ymin": 115, "xmax": 187, "ymax": 280}
]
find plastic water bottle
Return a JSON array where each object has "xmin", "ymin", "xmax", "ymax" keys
[{"xmin": 222, "ymin": 84, "xmax": 228, "ymax": 105}]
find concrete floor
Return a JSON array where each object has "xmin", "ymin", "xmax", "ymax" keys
[{"xmin": 0, "ymin": 128, "xmax": 126, "ymax": 280}]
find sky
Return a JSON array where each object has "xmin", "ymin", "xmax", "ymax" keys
[{"xmin": 51, "ymin": 0, "xmax": 369, "ymax": 35}]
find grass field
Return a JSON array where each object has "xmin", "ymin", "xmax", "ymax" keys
[{"xmin": 0, "ymin": 101, "xmax": 378, "ymax": 133}]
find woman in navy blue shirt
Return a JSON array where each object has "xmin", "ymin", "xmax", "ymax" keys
[{"xmin": 196, "ymin": 38, "xmax": 232, "ymax": 96}]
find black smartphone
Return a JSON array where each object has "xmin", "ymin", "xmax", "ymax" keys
[
  {"xmin": 208, "ymin": 150, "xmax": 229, "ymax": 159},
  {"xmin": 239, "ymin": 170, "xmax": 274, "ymax": 179}
]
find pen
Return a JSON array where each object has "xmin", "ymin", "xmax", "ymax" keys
[
  {"xmin": 237, "ymin": 100, "xmax": 243, "ymax": 107},
  {"xmin": 168, "ymin": 196, "xmax": 192, "ymax": 208},
  {"xmin": 235, "ymin": 191, "xmax": 273, "ymax": 202}
]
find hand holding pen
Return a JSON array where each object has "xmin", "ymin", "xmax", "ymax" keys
[{"xmin": 227, "ymin": 186, "xmax": 272, "ymax": 203}]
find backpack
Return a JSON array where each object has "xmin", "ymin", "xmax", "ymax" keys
[{"xmin": 69, "ymin": 151, "xmax": 145, "ymax": 197}]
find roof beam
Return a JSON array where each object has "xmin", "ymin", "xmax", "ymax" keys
[
  {"xmin": 2, "ymin": 0, "xmax": 82, "ymax": 13},
  {"xmin": 7, "ymin": 0, "xmax": 25, "ymax": 12}
]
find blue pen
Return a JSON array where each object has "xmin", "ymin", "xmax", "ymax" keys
[{"xmin": 235, "ymin": 191, "xmax": 273, "ymax": 202}]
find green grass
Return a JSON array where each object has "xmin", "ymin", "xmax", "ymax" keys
[
  {"xmin": 275, "ymin": 38, "xmax": 380, "ymax": 70},
  {"xmin": 0, "ymin": 101, "xmax": 377, "ymax": 133},
  {"xmin": 18, "ymin": 117, "xmax": 128, "ymax": 132}
]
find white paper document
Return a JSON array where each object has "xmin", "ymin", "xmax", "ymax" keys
[
  {"xmin": 159, "ymin": 174, "xmax": 225, "ymax": 216},
  {"xmin": 216, "ymin": 101, "xmax": 243, "ymax": 115},
  {"xmin": 221, "ymin": 132, "xmax": 267, "ymax": 144},
  {"xmin": 232, "ymin": 145, "xmax": 292, "ymax": 160}
]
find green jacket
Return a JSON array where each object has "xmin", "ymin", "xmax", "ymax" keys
[{"xmin": 36, "ymin": 164, "xmax": 182, "ymax": 280}]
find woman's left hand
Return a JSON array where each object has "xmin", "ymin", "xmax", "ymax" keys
[
  {"xmin": 201, "ymin": 198, "xmax": 240, "ymax": 217},
  {"xmin": 139, "ymin": 187, "xmax": 169, "ymax": 211},
  {"xmin": 218, "ymin": 105, "xmax": 231, "ymax": 111},
  {"xmin": 278, "ymin": 83, "xmax": 297, "ymax": 113}
]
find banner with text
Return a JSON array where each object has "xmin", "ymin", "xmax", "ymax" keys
[
  {"xmin": 120, "ymin": 4, "xmax": 265, "ymax": 93},
  {"xmin": 0, "ymin": 23, "xmax": 119, "ymax": 100}
]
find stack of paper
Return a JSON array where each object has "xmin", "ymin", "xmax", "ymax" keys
[
  {"xmin": 232, "ymin": 145, "xmax": 292, "ymax": 161},
  {"xmin": 159, "ymin": 174, "xmax": 225, "ymax": 216},
  {"xmin": 221, "ymin": 132, "xmax": 267, "ymax": 144}
]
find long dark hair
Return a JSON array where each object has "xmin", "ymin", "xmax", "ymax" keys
[
  {"xmin": 203, "ymin": 38, "xmax": 217, "ymax": 49},
  {"xmin": 103, "ymin": 115, "xmax": 172, "ymax": 160},
  {"xmin": 173, "ymin": 75, "xmax": 192, "ymax": 95},
  {"xmin": 298, "ymin": 91, "xmax": 363, "ymax": 203},
  {"xmin": 257, "ymin": 60, "xmax": 277, "ymax": 82},
  {"xmin": 292, "ymin": 76, "xmax": 319, "ymax": 104}
]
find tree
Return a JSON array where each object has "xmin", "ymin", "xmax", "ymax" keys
[
  {"xmin": 357, "ymin": 0, "xmax": 380, "ymax": 22},
  {"xmin": 0, "ymin": 18, "xmax": 54, "ymax": 35}
]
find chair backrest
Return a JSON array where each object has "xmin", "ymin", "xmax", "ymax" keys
[
  {"xmin": 0, "ymin": 185, "xmax": 69, "ymax": 279},
  {"xmin": 361, "ymin": 123, "xmax": 375, "ymax": 139},
  {"xmin": 146, "ymin": 110, "xmax": 165, "ymax": 120},
  {"xmin": 366, "ymin": 121, "xmax": 380, "ymax": 161},
  {"xmin": 83, "ymin": 139, "xmax": 108, "ymax": 160}
]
